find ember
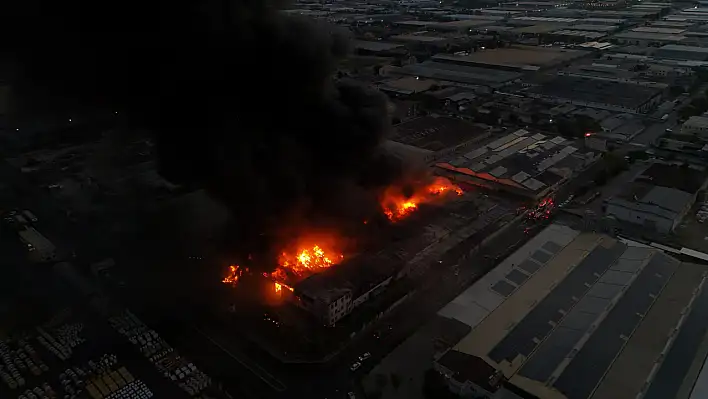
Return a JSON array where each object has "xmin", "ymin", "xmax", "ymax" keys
[
  {"xmin": 222, "ymin": 265, "xmax": 245, "ymax": 285},
  {"xmin": 381, "ymin": 177, "xmax": 463, "ymax": 222},
  {"xmin": 274, "ymin": 282, "xmax": 294, "ymax": 293}
]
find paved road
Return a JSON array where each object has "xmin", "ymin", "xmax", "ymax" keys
[{"xmin": 635, "ymin": 117, "xmax": 676, "ymax": 146}]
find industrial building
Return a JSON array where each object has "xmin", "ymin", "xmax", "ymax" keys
[
  {"xmin": 352, "ymin": 40, "xmax": 405, "ymax": 55},
  {"xmin": 429, "ymin": 46, "xmax": 588, "ymax": 72},
  {"xmin": 291, "ymin": 194, "xmax": 513, "ymax": 326},
  {"xmin": 292, "ymin": 252, "xmax": 405, "ymax": 326},
  {"xmin": 433, "ymin": 224, "xmax": 708, "ymax": 399},
  {"xmin": 681, "ymin": 115, "xmax": 708, "ymax": 136},
  {"xmin": 388, "ymin": 60, "xmax": 523, "ymax": 89},
  {"xmin": 654, "ymin": 44, "xmax": 708, "ymax": 61},
  {"xmin": 526, "ymin": 75, "xmax": 664, "ymax": 113},
  {"xmin": 604, "ymin": 163, "xmax": 706, "ymax": 233},
  {"xmin": 435, "ymin": 129, "xmax": 599, "ymax": 199},
  {"xmin": 613, "ymin": 31, "xmax": 687, "ymax": 45},
  {"xmin": 18, "ymin": 227, "xmax": 57, "ymax": 262},
  {"xmin": 387, "ymin": 116, "xmax": 492, "ymax": 163}
]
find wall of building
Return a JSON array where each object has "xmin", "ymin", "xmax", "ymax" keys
[
  {"xmin": 526, "ymin": 91, "xmax": 663, "ymax": 114},
  {"xmin": 681, "ymin": 116, "xmax": 708, "ymax": 137},
  {"xmin": 352, "ymin": 276, "xmax": 393, "ymax": 308},
  {"xmin": 327, "ymin": 293, "xmax": 352, "ymax": 325},
  {"xmin": 605, "ymin": 200, "xmax": 677, "ymax": 233}
]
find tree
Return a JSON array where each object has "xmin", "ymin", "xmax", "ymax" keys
[
  {"xmin": 670, "ymin": 85, "xmax": 685, "ymax": 96},
  {"xmin": 679, "ymin": 106, "xmax": 697, "ymax": 120},
  {"xmin": 422, "ymin": 369, "xmax": 457, "ymax": 399},
  {"xmin": 374, "ymin": 374, "xmax": 388, "ymax": 391},
  {"xmin": 391, "ymin": 373, "xmax": 401, "ymax": 390},
  {"xmin": 691, "ymin": 96, "xmax": 708, "ymax": 110}
]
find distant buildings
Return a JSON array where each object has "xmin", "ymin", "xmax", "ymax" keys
[
  {"xmin": 527, "ymin": 75, "xmax": 664, "ymax": 113},
  {"xmin": 387, "ymin": 116, "xmax": 492, "ymax": 163},
  {"xmin": 292, "ymin": 252, "xmax": 404, "ymax": 326},
  {"xmin": 681, "ymin": 115, "xmax": 708, "ymax": 136},
  {"xmin": 433, "ymin": 224, "xmax": 708, "ymax": 399},
  {"xmin": 436, "ymin": 129, "xmax": 599, "ymax": 199},
  {"xmin": 604, "ymin": 163, "xmax": 706, "ymax": 233}
]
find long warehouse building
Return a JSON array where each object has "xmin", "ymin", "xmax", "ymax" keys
[{"xmin": 433, "ymin": 224, "xmax": 708, "ymax": 399}]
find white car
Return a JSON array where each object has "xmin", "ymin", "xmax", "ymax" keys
[
  {"xmin": 350, "ymin": 362, "xmax": 361, "ymax": 372},
  {"xmin": 358, "ymin": 352, "xmax": 371, "ymax": 362}
]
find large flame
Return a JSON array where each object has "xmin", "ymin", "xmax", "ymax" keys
[
  {"xmin": 272, "ymin": 243, "xmax": 344, "ymax": 293},
  {"xmin": 382, "ymin": 177, "xmax": 463, "ymax": 222}
]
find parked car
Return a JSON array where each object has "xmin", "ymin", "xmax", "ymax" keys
[
  {"xmin": 358, "ymin": 353, "xmax": 371, "ymax": 362},
  {"xmin": 350, "ymin": 362, "xmax": 361, "ymax": 372}
]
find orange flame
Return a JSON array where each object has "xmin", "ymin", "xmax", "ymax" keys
[
  {"xmin": 270, "ymin": 243, "xmax": 344, "ymax": 290},
  {"xmin": 279, "ymin": 244, "xmax": 343, "ymax": 276},
  {"xmin": 274, "ymin": 282, "xmax": 294, "ymax": 293},
  {"xmin": 222, "ymin": 265, "xmax": 244, "ymax": 285},
  {"xmin": 382, "ymin": 177, "xmax": 463, "ymax": 222}
]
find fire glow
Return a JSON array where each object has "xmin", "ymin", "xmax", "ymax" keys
[
  {"xmin": 381, "ymin": 177, "xmax": 463, "ymax": 222},
  {"xmin": 271, "ymin": 244, "xmax": 344, "ymax": 293},
  {"xmin": 222, "ymin": 265, "xmax": 245, "ymax": 285},
  {"xmin": 222, "ymin": 177, "xmax": 462, "ymax": 294},
  {"xmin": 274, "ymin": 282, "xmax": 294, "ymax": 293}
]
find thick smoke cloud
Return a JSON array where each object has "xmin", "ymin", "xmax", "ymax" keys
[{"xmin": 3, "ymin": 1, "xmax": 403, "ymax": 250}]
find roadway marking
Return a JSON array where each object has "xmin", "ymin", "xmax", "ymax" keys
[{"xmin": 192, "ymin": 327, "xmax": 287, "ymax": 392}]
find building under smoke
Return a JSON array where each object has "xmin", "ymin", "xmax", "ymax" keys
[
  {"xmin": 291, "ymin": 252, "xmax": 405, "ymax": 326},
  {"xmin": 2, "ymin": 0, "xmax": 410, "ymax": 274}
]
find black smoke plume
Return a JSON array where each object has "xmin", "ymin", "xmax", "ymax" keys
[{"xmin": 3, "ymin": 1, "xmax": 404, "ymax": 253}]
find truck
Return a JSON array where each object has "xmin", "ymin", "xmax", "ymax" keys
[{"xmin": 22, "ymin": 210, "xmax": 38, "ymax": 222}]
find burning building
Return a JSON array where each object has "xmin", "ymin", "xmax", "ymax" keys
[{"xmin": 290, "ymin": 252, "xmax": 405, "ymax": 326}]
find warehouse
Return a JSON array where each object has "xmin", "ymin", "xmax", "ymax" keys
[
  {"xmin": 352, "ymin": 40, "xmax": 405, "ymax": 55},
  {"xmin": 654, "ymin": 44, "xmax": 708, "ymax": 61},
  {"xmin": 526, "ymin": 75, "xmax": 664, "ymax": 113},
  {"xmin": 390, "ymin": 60, "xmax": 523, "ymax": 89},
  {"xmin": 431, "ymin": 45, "xmax": 588, "ymax": 72},
  {"xmin": 18, "ymin": 227, "xmax": 56, "ymax": 262},
  {"xmin": 435, "ymin": 129, "xmax": 599, "ymax": 199},
  {"xmin": 433, "ymin": 224, "xmax": 708, "ymax": 399},
  {"xmin": 614, "ymin": 31, "xmax": 687, "ymax": 45},
  {"xmin": 388, "ymin": 116, "xmax": 492, "ymax": 162},
  {"xmin": 604, "ymin": 162, "xmax": 706, "ymax": 233}
]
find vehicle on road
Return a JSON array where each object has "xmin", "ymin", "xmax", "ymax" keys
[
  {"xmin": 665, "ymin": 128, "xmax": 673, "ymax": 133},
  {"xmin": 661, "ymin": 114, "xmax": 669, "ymax": 121},
  {"xmin": 348, "ymin": 392, "xmax": 356, "ymax": 399},
  {"xmin": 350, "ymin": 362, "xmax": 361, "ymax": 372},
  {"xmin": 358, "ymin": 353, "xmax": 371, "ymax": 362}
]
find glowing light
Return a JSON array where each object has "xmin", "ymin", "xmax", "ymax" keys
[
  {"xmin": 381, "ymin": 177, "xmax": 463, "ymax": 222},
  {"xmin": 274, "ymin": 282, "xmax": 294, "ymax": 293},
  {"xmin": 222, "ymin": 265, "xmax": 244, "ymax": 285}
]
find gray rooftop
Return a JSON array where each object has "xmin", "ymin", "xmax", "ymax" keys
[
  {"xmin": 527, "ymin": 75, "xmax": 664, "ymax": 110},
  {"xmin": 437, "ymin": 228, "xmax": 708, "ymax": 399}
]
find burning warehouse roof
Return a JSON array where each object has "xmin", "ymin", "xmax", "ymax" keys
[
  {"xmin": 293, "ymin": 251, "xmax": 405, "ymax": 305},
  {"xmin": 436, "ymin": 129, "xmax": 600, "ymax": 199}
]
